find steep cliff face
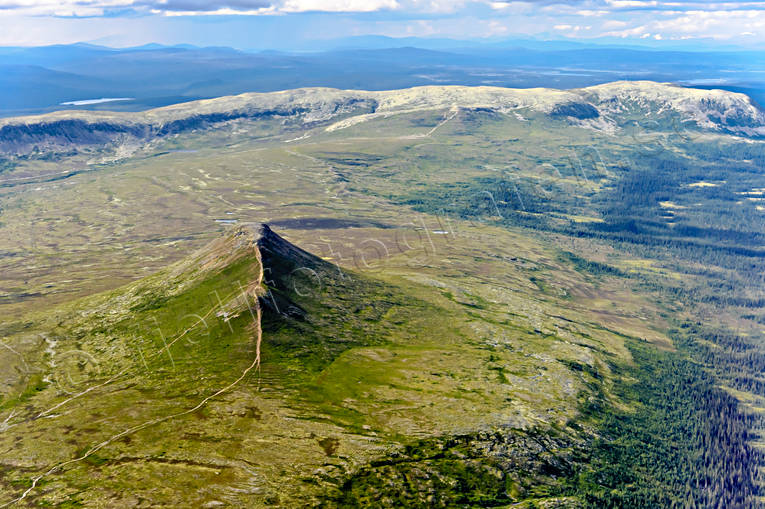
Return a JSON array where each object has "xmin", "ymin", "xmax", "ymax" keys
[{"xmin": 0, "ymin": 224, "xmax": 386, "ymax": 507}]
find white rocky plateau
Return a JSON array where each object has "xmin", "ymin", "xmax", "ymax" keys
[{"xmin": 1, "ymin": 81, "xmax": 763, "ymax": 147}]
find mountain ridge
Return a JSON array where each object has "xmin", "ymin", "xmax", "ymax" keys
[
  {"xmin": 0, "ymin": 221, "xmax": 615, "ymax": 507},
  {"xmin": 1, "ymin": 81, "xmax": 763, "ymax": 156},
  {"xmin": 3, "ymin": 80, "xmax": 762, "ymax": 124}
]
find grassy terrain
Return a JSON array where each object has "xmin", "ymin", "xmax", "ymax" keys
[
  {"xmin": 0, "ymin": 221, "xmax": 658, "ymax": 507},
  {"xmin": 0, "ymin": 88, "xmax": 763, "ymax": 505}
]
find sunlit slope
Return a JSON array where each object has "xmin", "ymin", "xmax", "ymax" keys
[{"xmin": 0, "ymin": 222, "xmax": 653, "ymax": 507}]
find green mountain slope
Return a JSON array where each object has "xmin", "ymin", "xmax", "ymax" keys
[{"xmin": 1, "ymin": 223, "xmax": 639, "ymax": 507}]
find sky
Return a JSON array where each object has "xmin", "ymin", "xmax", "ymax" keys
[{"xmin": 0, "ymin": 0, "xmax": 764, "ymax": 48}]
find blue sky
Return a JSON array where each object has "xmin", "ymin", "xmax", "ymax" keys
[{"xmin": 0, "ymin": 1, "xmax": 764, "ymax": 48}]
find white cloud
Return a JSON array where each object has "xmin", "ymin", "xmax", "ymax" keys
[
  {"xmin": 0, "ymin": 0, "xmax": 134, "ymax": 16},
  {"xmin": 576, "ymin": 9, "xmax": 609, "ymax": 16},
  {"xmin": 594, "ymin": 9, "xmax": 765, "ymax": 40},
  {"xmin": 487, "ymin": 19, "xmax": 509, "ymax": 35},
  {"xmin": 3, "ymin": 0, "xmax": 765, "ymax": 18},
  {"xmin": 281, "ymin": 0, "xmax": 399, "ymax": 12},
  {"xmin": 1, "ymin": 0, "xmax": 765, "ymax": 45},
  {"xmin": 602, "ymin": 19, "xmax": 628, "ymax": 28},
  {"xmin": 605, "ymin": 0, "xmax": 658, "ymax": 7},
  {"xmin": 156, "ymin": 7, "xmax": 277, "ymax": 16},
  {"xmin": 0, "ymin": 0, "xmax": 404, "ymax": 16}
]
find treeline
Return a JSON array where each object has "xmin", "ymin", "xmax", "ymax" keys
[
  {"xmin": 564, "ymin": 342, "xmax": 762, "ymax": 508},
  {"xmin": 676, "ymin": 322, "xmax": 765, "ymax": 409},
  {"xmin": 397, "ymin": 137, "xmax": 765, "ymax": 505}
]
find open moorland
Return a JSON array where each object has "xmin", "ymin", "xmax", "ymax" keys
[{"xmin": 0, "ymin": 82, "xmax": 763, "ymax": 507}]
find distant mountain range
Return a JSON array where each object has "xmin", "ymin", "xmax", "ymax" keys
[
  {"xmin": 0, "ymin": 41, "xmax": 764, "ymax": 117},
  {"xmin": 1, "ymin": 82, "xmax": 762, "ymax": 167}
]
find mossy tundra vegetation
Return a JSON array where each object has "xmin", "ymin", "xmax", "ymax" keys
[{"xmin": 0, "ymin": 82, "xmax": 763, "ymax": 507}]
